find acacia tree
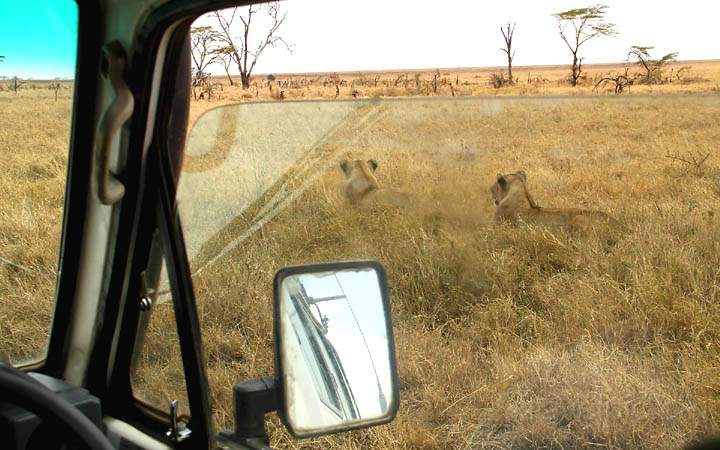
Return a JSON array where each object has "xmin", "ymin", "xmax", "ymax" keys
[
  {"xmin": 499, "ymin": 22, "xmax": 516, "ymax": 85},
  {"xmin": 213, "ymin": 2, "xmax": 292, "ymax": 89},
  {"xmin": 553, "ymin": 5, "xmax": 616, "ymax": 86},
  {"xmin": 213, "ymin": 46, "xmax": 236, "ymax": 86},
  {"xmin": 628, "ymin": 46, "xmax": 678, "ymax": 84},
  {"xmin": 190, "ymin": 26, "xmax": 221, "ymax": 97}
]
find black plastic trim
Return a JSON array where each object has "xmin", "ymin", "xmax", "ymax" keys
[
  {"xmin": 76, "ymin": 2, "xmax": 276, "ymax": 449},
  {"xmin": 43, "ymin": 0, "xmax": 102, "ymax": 378},
  {"xmin": 155, "ymin": 170, "xmax": 214, "ymax": 449},
  {"xmin": 86, "ymin": 19, "xmax": 211, "ymax": 449}
]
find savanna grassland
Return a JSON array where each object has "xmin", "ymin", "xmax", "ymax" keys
[
  {"xmin": 1, "ymin": 67, "xmax": 720, "ymax": 450},
  {"xmin": 0, "ymin": 85, "xmax": 73, "ymax": 362},
  {"xmin": 175, "ymin": 94, "xmax": 720, "ymax": 449}
]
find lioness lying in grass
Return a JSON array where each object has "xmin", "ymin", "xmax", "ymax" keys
[
  {"xmin": 340, "ymin": 159, "xmax": 412, "ymax": 207},
  {"xmin": 490, "ymin": 170, "xmax": 619, "ymax": 233}
]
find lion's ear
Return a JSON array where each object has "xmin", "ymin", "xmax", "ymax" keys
[
  {"xmin": 516, "ymin": 170, "xmax": 527, "ymax": 182},
  {"xmin": 497, "ymin": 174, "xmax": 507, "ymax": 188},
  {"xmin": 340, "ymin": 159, "xmax": 350, "ymax": 175},
  {"xmin": 368, "ymin": 159, "xmax": 378, "ymax": 172}
]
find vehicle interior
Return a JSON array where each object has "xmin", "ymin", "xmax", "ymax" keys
[{"xmin": 1, "ymin": 0, "xmax": 719, "ymax": 449}]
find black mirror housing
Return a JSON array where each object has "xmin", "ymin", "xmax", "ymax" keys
[{"xmin": 217, "ymin": 378, "xmax": 277, "ymax": 449}]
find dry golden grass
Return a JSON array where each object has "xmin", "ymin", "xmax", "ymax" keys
[
  {"xmin": 178, "ymin": 95, "xmax": 720, "ymax": 449},
  {"xmin": 0, "ymin": 89, "xmax": 73, "ymax": 362},
  {"xmin": 2, "ymin": 67, "xmax": 720, "ymax": 450}
]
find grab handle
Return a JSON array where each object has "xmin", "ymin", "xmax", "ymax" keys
[{"xmin": 95, "ymin": 41, "xmax": 134, "ymax": 205}]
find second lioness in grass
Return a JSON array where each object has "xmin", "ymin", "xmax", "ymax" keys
[
  {"xmin": 340, "ymin": 159, "xmax": 412, "ymax": 207},
  {"xmin": 490, "ymin": 170, "xmax": 619, "ymax": 232}
]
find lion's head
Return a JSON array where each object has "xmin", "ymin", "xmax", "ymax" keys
[
  {"xmin": 340, "ymin": 159, "xmax": 379, "ymax": 203},
  {"xmin": 490, "ymin": 170, "xmax": 529, "ymax": 206}
]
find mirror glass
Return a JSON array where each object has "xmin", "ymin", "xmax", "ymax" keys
[{"xmin": 277, "ymin": 265, "xmax": 396, "ymax": 436}]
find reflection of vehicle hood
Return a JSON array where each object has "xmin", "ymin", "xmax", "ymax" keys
[{"xmin": 286, "ymin": 283, "xmax": 359, "ymax": 421}]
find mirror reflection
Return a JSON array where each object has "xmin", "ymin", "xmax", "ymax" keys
[{"xmin": 279, "ymin": 267, "xmax": 394, "ymax": 435}]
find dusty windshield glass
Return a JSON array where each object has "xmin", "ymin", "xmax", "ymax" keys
[
  {"xmin": 174, "ymin": 1, "xmax": 720, "ymax": 447},
  {"xmin": 178, "ymin": 94, "xmax": 720, "ymax": 447}
]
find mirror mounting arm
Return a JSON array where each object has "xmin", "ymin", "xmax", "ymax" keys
[{"xmin": 218, "ymin": 377, "xmax": 278, "ymax": 450}]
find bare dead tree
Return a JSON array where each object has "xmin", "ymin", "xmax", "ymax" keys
[
  {"xmin": 213, "ymin": 2, "xmax": 292, "ymax": 89},
  {"xmin": 593, "ymin": 67, "xmax": 634, "ymax": 94},
  {"xmin": 500, "ymin": 22, "xmax": 516, "ymax": 84},
  {"xmin": 553, "ymin": 5, "xmax": 616, "ymax": 86},
  {"xmin": 8, "ymin": 76, "xmax": 26, "ymax": 94},
  {"xmin": 668, "ymin": 66, "xmax": 691, "ymax": 83},
  {"xmin": 49, "ymin": 82, "xmax": 61, "ymax": 101}
]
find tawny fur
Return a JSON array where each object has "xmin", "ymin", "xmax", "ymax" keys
[
  {"xmin": 340, "ymin": 159, "xmax": 412, "ymax": 207},
  {"xmin": 340, "ymin": 159, "xmax": 379, "ymax": 203},
  {"xmin": 490, "ymin": 170, "xmax": 620, "ymax": 233}
]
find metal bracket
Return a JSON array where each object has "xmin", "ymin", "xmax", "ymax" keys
[
  {"xmin": 95, "ymin": 41, "xmax": 134, "ymax": 205},
  {"xmin": 217, "ymin": 378, "xmax": 277, "ymax": 449},
  {"xmin": 166, "ymin": 399, "xmax": 192, "ymax": 442}
]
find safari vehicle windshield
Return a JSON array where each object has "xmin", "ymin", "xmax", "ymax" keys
[
  {"xmin": 3, "ymin": 0, "xmax": 719, "ymax": 448},
  {"xmin": 134, "ymin": 1, "xmax": 720, "ymax": 446},
  {"xmin": 171, "ymin": 93, "xmax": 720, "ymax": 447}
]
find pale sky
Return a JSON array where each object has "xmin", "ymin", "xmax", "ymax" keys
[
  {"xmin": 0, "ymin": 0, "xmax": 77, "ymax": 79},
  {"xmin": 195, "ymin": 0, "xmax": 720, "ymax": 75}
]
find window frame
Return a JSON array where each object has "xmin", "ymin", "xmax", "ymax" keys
[
  {"xmin": 81, "ymin": 2, "xmax": 267, "ymax": 448},
  {"xmin": 17, "ymin": 1, "xmax": 279, "ymax": 448},
  {"xmin": 82, "ymin": 19, "xmax": 215, "ymax": 450},
  {"xmin": 34, "ymin": 0, "xmax": 102, "ymax": 377}
]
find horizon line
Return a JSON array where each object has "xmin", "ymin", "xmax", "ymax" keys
[
  {"xmin": 3, "ymin": 58, "xmax": 718, "ymax": 81},
  {"xmin": 249, "ymin": 58, "xmax": 720, "ymax": 77}
]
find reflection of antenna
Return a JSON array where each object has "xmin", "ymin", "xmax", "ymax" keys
[
  {"xmin": 312, "ymin": 269, "xmax": 374, "ymax": 279},
  {"xmin": 334, "ymin": 274, "xmax": 387, "ymax": 412}
]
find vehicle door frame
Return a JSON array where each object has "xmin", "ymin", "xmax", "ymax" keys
[{"xmin": 71, "ymin": 1, "xmax": 266, "ymax": 449}]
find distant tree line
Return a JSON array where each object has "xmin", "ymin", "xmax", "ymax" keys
[
  {"xmin": 188, "ymin": 2, "xmax": 684, "ymax": 99},
  {"xmin": 495, "ymin": 4, "xmax": 680, "ymax": 91}
]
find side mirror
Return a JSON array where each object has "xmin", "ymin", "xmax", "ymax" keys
[{"xmin": 274, "ymin": 260, "xmax": 399, "ymax": 438}]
